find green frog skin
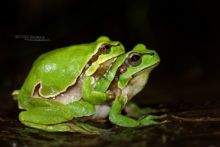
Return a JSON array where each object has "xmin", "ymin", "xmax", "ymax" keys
[{"xmin": 12, "ymin": 36, "xmax": 160, "ymax": 134}]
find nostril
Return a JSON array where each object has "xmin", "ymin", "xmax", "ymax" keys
[
  {"xmin": 144, "ymin": 52, "xmax": 155, "ymax": 56},
  {"xmin": 149, "ymin": 52, "xmax": 155, "ymax": 56}
]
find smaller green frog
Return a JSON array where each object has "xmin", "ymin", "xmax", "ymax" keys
[{"xmin": 13, "ymin": 36, "xmax": 160, "ymax": 134}]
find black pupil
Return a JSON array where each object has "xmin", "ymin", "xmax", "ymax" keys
[
  {"xmin": 131, "ymin": 55, "xmax": 140, "ymax": 62},
  {"xmin": 104, "ymin": 45, "xmax": 110, "ymax": 50},
  {"xmin": 100, "ymin": 45, "xmax": 111, "ymax": 54}
]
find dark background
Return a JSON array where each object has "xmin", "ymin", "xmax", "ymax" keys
[{"xmin": 1, "ymin": 0, "xmax": 220, "ymax": 116}]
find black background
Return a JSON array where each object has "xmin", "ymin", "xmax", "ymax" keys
[{"xmin": 1, "ymin": 0, "xmax": 220, "ymax": 115}]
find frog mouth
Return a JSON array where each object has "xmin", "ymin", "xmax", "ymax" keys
[
  {"xmin": 133, "ymin": 61, "xmax": 160, "ymax": 77},
  {"xmin": 147, "ymin": 61, "xmax": 160, "ymax": 69}
]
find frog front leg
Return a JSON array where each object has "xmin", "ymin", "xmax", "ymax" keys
[
  {"xmin": 109, "ymin": 96, "xmax": 160, "ymax": 127},
  {"xmin": 82, "ymin": 76, "xmax": 113, "ymax": 105}
]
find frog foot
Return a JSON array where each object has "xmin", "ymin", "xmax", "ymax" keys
[
  {"xmin": 73, "ymin": 121, "xmax": 106, "ymax": 134},
  {"xmin": 138, "ymin": 114, "xmax": 168, "ymax": 126},
  {"xmin": 21, "ymin": 120, "xmax": 105, "ymax": 135}
]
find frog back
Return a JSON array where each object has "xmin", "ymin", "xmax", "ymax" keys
[{"xmin": 20, "ymin": 43, "xmax": 98, "ymax": 98}]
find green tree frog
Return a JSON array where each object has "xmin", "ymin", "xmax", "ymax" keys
[{"xmin": 13, "ymin": 36, "xmax": 160, "ymax": 134}]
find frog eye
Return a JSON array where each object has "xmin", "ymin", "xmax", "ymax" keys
[
  {"xmin": 99, "ymin": 44, "xmax": 111, "ymax": 54},
  {"xmin": 128, "ymin": 52, "xmax": 142, "ymax": 66}
]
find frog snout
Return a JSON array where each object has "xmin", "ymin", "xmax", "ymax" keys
[
  {"xmin": 145, "ymin": 52, "xmax": 155, "ymax": 56},
  {"xmin": 149, "ymin": 52, "xmax": 155, "ymax": 56}
]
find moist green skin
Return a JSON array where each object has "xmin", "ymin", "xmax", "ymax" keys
[
  {"xmin": 17, "ymin": 36, "xmax": 124, "ymax": 109},
  {"xmin": 13, "ymin": 37, "xmax": 160, "ymax": 134}
]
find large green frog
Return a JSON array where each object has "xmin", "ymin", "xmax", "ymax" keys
[{"xmin": 13, "ymin": 36, "xmax": 160, "ymax": 134}]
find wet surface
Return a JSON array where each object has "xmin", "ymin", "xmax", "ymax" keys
[{"xmin": 1, "ymin": 109, "xmax": 220, "ymax": 147}]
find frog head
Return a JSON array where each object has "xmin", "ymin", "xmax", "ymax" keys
[
  {"xmin": 85, "ymin": 36, "xmax": 125, "ymax": 76},
  {"xmin": 115, "ymin": 44, "xmax": 160, "ymax": 100}
]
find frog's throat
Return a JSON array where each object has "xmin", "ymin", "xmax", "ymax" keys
[
  {"xmin": 121, "ymin": 68, "xmax": 149, "ymax": 101},
  {"xmin": 108, "ymin": 62, "xmax": 159, "ymax": 101}
]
